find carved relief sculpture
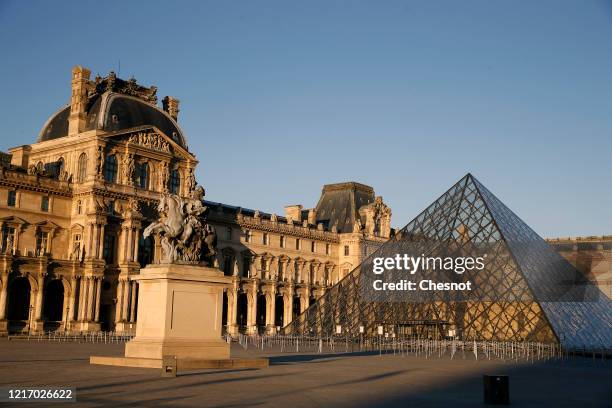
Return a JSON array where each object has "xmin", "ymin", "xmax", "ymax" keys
[{"xmin": 128, "ymin": 131, "xmax": 170, "ymax": 153}]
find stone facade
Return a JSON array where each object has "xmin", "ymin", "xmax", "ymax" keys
[
  {"xmin": 546, "ymin": 236, "xmax": 612, "ymax": 298},
  {"xmin": 0, "ymin": 65, "xmax": 606, "ymax": 337},
  {"xmin": 0, "ymin": 66, "xmax": 391, "ymax": 335}
]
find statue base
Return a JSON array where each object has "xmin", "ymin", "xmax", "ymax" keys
[{"xmin": 122, "ymin": 263, "xmax": 231, "ymax": 360}]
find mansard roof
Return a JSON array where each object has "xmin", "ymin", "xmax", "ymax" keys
[{"xmin": 315, "ymin": 181, "xmax": 376, "ymax": 233}]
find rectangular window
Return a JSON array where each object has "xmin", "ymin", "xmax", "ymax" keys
[
  {"xmin": 102, "ymin": 233, "xmax": 115, "ymax": 264},
  {"xmin": 245, "ymin": 230, "xmax": 251, "ymax": 243},
  {"xmin": 41, "ymin": 196, "xmax": 49, "ymax": 212},
  {"xmin": 325, "ymin": 243, "xmax": 330, "ymax": 255},
  {"xmin": 295, "ymin": 238, "xmax": 301, "ymax": 250},
  {"xmin": 36, "ymin": 231, "xmax": 48, "ymax": 256},
  {"xmin": 311, "ymin": 241, "xmax": 316, "ymax": 253},
  {"xmin": 226, "ymin": 227, "xmax": 232, "ymax": 241},
  {"xmin": 280, "ymin": 235, "xmax": 285, "ymax": 248},
  {"xmin": 7, "ymin": 191, "xmax": 16, "ymax": 207},
  {"xmin": 344, "ymin": 245, "xmax": 350, "ymax": 256},
  {"xmin": 263, "ymin": 233, "xmax": 269, "ymax": 245}
]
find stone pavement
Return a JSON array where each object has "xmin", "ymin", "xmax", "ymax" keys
[{"xmin": 0, "ymin": 339, "xmax": 609, "ymax": 407}]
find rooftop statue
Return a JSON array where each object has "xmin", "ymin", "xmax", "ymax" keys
[{"xmin": 143, "ymin": 186, "xmax": 217, "ymax": 265}]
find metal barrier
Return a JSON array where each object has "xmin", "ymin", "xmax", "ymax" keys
[
  {"xmin": 230, "ymin": 334, "xmax": 609, "ymax": 363},
  {"xmin": 9, "ymin": 331, "xmax": 135, "ymax": 343}
]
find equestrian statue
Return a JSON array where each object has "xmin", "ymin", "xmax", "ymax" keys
[{"xmin": 143, "ymin": 185, "xmax": 217, "ymax": 265}]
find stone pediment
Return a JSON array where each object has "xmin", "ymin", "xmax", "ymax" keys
[
  {"xmin": 107, "ymin": 126, "xmax": 195, "ymax": 161},
  {"xmin": 35, "ymin": 220, "xmax": 61, "ymax": 231},
  {"xmin": 0, "ymin": 216, "xmax": 28, "ymax": 225}
]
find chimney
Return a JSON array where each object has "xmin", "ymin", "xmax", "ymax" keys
[
  {"xmin": 284, "ymin": 205, "xmax": 303, "ymax": 222},
  {"xmin": 307, "ymin": 209, "xmax": 316, "ymax": 225},
  {"xmin": 68, "ymin": 66, "xmax": 91, "ymax": 135},
  {"xmin": 8, "ymin": 145, "xmax": 31, "ymax": 169},
  {"xmin": 163, "ymin": 96, "xmax": 180, "ymax": 121}
]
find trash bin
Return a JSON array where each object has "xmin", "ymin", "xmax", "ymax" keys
[
  {"xmin": 162, "ymin": 355, "xmax": 177, "ymax": 378},
  {"xmin": 483, "ymin": 374, "xmax": 509, "ymax": 405}
]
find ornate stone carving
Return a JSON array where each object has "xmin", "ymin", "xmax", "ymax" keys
[
  {"xmin": 27, "ymin": 165, "xmax": 39, "ymax": 176},
  {"xmin": 160, "ymin": 161, "xmax": 170, "ymax": 192},
  {"xmin": 95, "ymin": 146, "xmax": 104, "ymax": 179},
  {"xmin": 122, "ymin": 153, "xmax": 135, "ymax": 185},
  {"xmin": 186, "ymin": 167, "xmax": 196, "ymax": 193},
  {"xmin": 143, "ymin": 186, "xmax": 217, "ymax": 265},
  {"xmin": 127, "ymin": 131, "xmax": 171, "ymax": 153},
  {"xmin": 359, "ymin": 196, "xmax": 392, "ymax": 238}
]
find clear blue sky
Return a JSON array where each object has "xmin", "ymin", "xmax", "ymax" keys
[{"xmin": 1, "ymin": 0, "xmax": 611, "ymax": 237}]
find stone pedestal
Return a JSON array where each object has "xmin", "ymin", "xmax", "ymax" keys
[{"xmin": 124, "ymin": 263, "xmax": 231, "ymax": 360}]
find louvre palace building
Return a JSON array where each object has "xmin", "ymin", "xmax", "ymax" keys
[{"xmin": 0, "ymin": 66, "xmax": 609, "ymax": 336}]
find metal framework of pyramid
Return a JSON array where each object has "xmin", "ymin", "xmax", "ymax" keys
[{"xmin": 284, "ymin": 174, "xmax": 612, "ymax": 350}]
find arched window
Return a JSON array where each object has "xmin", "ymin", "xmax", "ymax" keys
[
  {"xmin": 137, "ymin": 162, "xmax": 149, "ymax": 189},
  {"xmin": 169, "ymin": 168, "xmax": 180, "ymax": 194},
  {"xmin": 77, "ymin": 153, "xmax": 87, "ymax": 182},
  {"xmin": 104, "ymin": 155, "xmax": 117, "ymax": 183}
]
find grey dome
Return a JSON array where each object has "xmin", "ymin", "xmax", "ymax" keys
[{"xmin": 38, "ymin": 92, "xmax": 187, "ymax": 149}]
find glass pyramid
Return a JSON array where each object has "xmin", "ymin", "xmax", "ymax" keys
[{"xmin": 284, "ymin": 174, "xmax": 612, "ymax": 350}]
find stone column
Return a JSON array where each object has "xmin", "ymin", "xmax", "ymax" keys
[
  {"xmin": 132, "ymin": 229, "xmax": 140, "ymax": 263},
  {"xmin": 68, "ymin": 276, "xmax": 77, "ymax": 323},
  {"xmin": 283, "ymin": 291, "xmax": 293, "ymax": 327},
  {"xmin": 77, "ymin": 277, "xmax": 85, "ymax": 321},
  {"xmin": 299, "ymin": 288, "xmax": 310, "ymax": 313},
  {"xmin": 129, "ymin": 281, "xmax": 137, "ymax": 322},
  {"xmin": 33, "ymin": 275, "xmax": 44, "ymax": 320},
  {"xmin": 118, "ymin": 227, "xmax": 126, "ymax": 263},
  {"xmin": 115, "ymin": 280, "xmax": 125, "ymax": 323},
  {"xmin": 86, "ymin": 277, "xmax": 95, "ymax": 321},
  {"xmin": 94, "ymin": 278, "xmax": 102, "ymax": 322},
  {"xmin": 0, "ymin": 274, "xmax": 8, "ymax": 320},
  {"xmin": 98, "ymin": 224, "xmax": 105, "ymax": 260},
  {"xmin": 227, "ymin": 285, "xmax": 238, "ymax": 336},
  {"xmin": 61, "ymin": 285, "xmax": 70, "ymax": 328},
  {"xmin": 121, "ymin": 278, "xmax": 130, "ymax": 321},
  {"xmin": 126, "ymin": 228, "xmax": 134, "ymax": 262},
  {"xmin": 87, "ymin": 223, "xmax": 94, "ymax": 259},
  {"xmin": 265, "ymin": 287, "xmax": 276, "ymax": 334},
  {"xmin": 246, "ymin": 288, "xmax": 257, "ymax": 335},
  {"xmin": 90, "ymin": 224, "xmax": 99, "ymax": 259}
]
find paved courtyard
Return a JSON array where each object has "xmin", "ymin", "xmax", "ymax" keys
[{"xmin": 0, "ymin": 338, "xmax": 609, "ymax": 407}]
